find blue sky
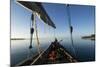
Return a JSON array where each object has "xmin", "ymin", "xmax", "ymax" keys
[{"xmin": 11, "ymin": 0, "xmax": 95, "ymax": 39}]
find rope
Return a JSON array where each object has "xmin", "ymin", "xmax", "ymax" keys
[
  {"xmin": 48, "ymin": 25, "xmax": 51, "ymax": 42},
  {"xmin": 67, "ymin": 4, "xmax": 77, "ymax": 58},
  {"xmin": 34, "ymin": 12, "xmax": 41, "ymax": 55},
  {"xmin": 27, "ymin": 13, "xmax": 34, "ymax": 59},
  {"xmin": 53, "ymin": 29, "xmax": 56, "ymax": 39},
  {"xmin": 29, "ymin": 14, "xmax": 34, "ymax": 49}
]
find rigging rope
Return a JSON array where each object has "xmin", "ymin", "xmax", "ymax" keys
[
  {"xmin": 29, "ymin": 14, "xmax": 34, "ymax": 49},
  {"xmin": 67, "ymin": 4, "xmax": 77, "ymax": 58},
  {"xmin": 53, "ymin": 29, "xmax": 56, "ymax": 39},
  {"xmin": 34, "ymin": 12, "xmax": 41, "ymax": 55},
  {"xmin": 28, "ymin": 12, "xmax": 41, "ymax": 59},
  {"xmin": 27, "ymin": 13, "xmax": 34, "ymax": 59}
]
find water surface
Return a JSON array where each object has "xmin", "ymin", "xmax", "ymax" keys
[{"xmin": 11, "ymin": 38, "xmax": 95, "ymax": 66}]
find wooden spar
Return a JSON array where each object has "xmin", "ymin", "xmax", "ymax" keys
[{"xmin": 66, "ymin": 4, "xmax": 77, "ymax": 58}]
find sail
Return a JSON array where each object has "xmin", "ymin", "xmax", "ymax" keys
[{"xmin": 17, "ymin": 0, "xmax": 56, "ymax": 29}]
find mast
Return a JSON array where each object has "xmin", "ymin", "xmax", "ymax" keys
[{"xmin": 67, "ymin": 4, "xmax": 77, "ymax": 58}]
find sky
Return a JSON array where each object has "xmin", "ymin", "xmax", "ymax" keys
[{"xmin": 11, "ymin": 0, "xmax": 95, "ymax": 39}]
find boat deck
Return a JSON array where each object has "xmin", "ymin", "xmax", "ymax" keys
[{"xmin": 33, "ymin": 42, "xmax": 77, "ymax": 65}]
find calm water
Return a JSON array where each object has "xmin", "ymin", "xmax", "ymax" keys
[{"xmin": 11, "ymin": 38, "xmax": 95, "ymax": 66}]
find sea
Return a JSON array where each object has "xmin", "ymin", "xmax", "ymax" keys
[{"xmin": 11, "ymin": 37, "xmax": 95, "ymax": 66}]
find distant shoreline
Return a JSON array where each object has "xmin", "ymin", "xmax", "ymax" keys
[
  {"xmin": 11, "ymin": 38, "xmax": 26, "ymax": 40},
  {"xmin": 10, "ymin": 37, "xmax": 53, "ymax": 40},
  {"xmin": 81, "ymin": 34, "xmax": 95, "ymax": 40}
]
